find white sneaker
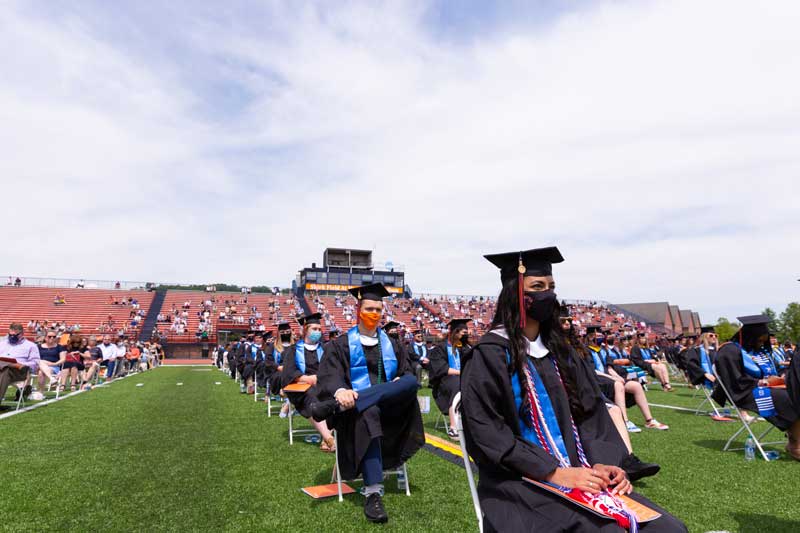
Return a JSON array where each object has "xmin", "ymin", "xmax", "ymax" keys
[
  {"xmin": 625, "ymin": 420, "xmax": 642, "ymax": 433},
  {"xmin": 29, "ymin": 391, "xmax": 45, "ymax": 401}
]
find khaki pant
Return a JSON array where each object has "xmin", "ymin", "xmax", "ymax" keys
[{"xmin": 0, "ymin": 361, "xmax": 31, "ymax": 403}]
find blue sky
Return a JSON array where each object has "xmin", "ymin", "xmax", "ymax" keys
[{"xmin": 2, "ymin": 0, "xmax": 799, "ymax": 323}]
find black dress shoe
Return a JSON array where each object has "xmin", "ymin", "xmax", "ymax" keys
[
  {"xmin": 621, "ymin": 453, "xmax": 660, "ymax": 482},
  {"xmin": 310, "ymin": 399, "xmax": 338, "ymax": 422},
  {"xmin": 364, "ymin": 493, "xmax": 388, "ymax": 523}
]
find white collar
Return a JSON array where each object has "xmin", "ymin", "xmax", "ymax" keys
[
  {"xmin": 491, "ymin": 327, "xmax": 549, "ymax": 359},
  {"xmin": 360, "ymin": 334, "xmax": 379, "ymax": 347},
  {"xmin": 304, "ymin": 343, "xmax": 319, "ymax": 350}
]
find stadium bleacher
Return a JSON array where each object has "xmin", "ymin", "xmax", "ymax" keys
[{"xmin": 0, "ymin": 286, "xmax": 154, "ymax": 337}]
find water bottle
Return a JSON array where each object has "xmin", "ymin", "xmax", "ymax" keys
[
  {"xmin": 397, "ymin": 470, "xmax": 407, "ymax": 491},
  {"xmin": 744, "ymin": 437, "xmax": 755, "ymax": 461}
]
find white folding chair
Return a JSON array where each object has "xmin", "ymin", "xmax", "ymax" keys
[
  {"xmin": 453, "ymin": 392, "xmax": 483, "ymax": 533},
  {"xmin": 713, "ymin": 366, "xmax": 785, "ymax": 460},
  {"xmin": 434, "ymin": 411, "xmax": 450, "ymax": 433},
  {"xmin": 288, "ymin": 407, "xmax": 319, "ymax": 445},
  {"xmin": 331, "ymin": 431, "xmax": 410, "ymax": 502}
]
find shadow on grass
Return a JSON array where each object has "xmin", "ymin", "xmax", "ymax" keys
[{"xmin": 733, "ymin": 512, "xmax": 800, "ymax": 533}]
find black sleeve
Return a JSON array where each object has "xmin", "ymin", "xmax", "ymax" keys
[
  {"xmin": 461, "ymin": 344, "xmax": 560, "ymax": 480},
  {"xmin": 280, "ymin": 345, "xmax": 301, "ymax": 388},
  {"xmin": 392, "ymin": 339, "xmax": 414, "ymax": 376},
  {"xmin": 318, "ymin": 340, "xmax": 350, "ymax": 399},
  {"xmin": 405, "ymin": 342, "xmax": 420, "ymax": 364},
  {"xmin": 629, "ymin": 346, "xmax": 644, "ymax": 368},
  {"xmin": 429, "ymin": 344, "xmax": 451, "ymax": 384},
  {"xmin": 685, "ymin": 348, "xmax": 705, "ymax": 385}
]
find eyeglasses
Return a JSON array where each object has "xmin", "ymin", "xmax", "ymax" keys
[{"xmin": 46, "ymin": 335, "xmax": 56, "ymax": 339}]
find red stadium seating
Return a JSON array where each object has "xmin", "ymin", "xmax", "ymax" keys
[{"xmin": 0, "ymin": 287, "xmax": 154, "ymax": 337}]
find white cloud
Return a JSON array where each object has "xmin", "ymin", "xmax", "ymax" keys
[{"xmin": 2, "ymin": 0, "xmax": 798, "ymax": 320}]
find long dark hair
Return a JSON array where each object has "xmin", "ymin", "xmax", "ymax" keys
[{"xmin": 490, "ymin": 277, "xmax": 587, "ymax": 422}]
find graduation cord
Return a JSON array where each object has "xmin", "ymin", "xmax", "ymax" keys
[
  {"xmin": 376, "ymin": 340, "xmax": 384, "ymax": 384},
  {"xmin": 521, "ymin": 358, "xmax": 639, "ymax": 532}
]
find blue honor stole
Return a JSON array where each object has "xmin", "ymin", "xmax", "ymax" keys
[
  {"xmin": 741, "ymin": 347, "xmax": 777, "ymax": 378},
  {"xmin": 588, "ymin": 346, "xmax": 605, "ymax": 374},
  {"xmin": 447, "ymin": 343, "xmax": 461, "ymax": 371},
  {"xmin": 274, "ymin": 348, "xmax": 282, "ymax": 365},
  {"xmin": 640, "ymin": 348, "xmax": 654, "ymax": 362},
  {"xmin": 753, "ymin": 386, "xmax": 776, "ymax": 418},
  {"xmin": 699, "ymin": 346, "xmax": 713, "ymax": 388},
  {"xmin": 413, "ymin": 343, "xmax": 427, "ymax": 359},
  {"xmin": 295, "ymin": 341, "xmax": 324, "ymax": 374},
  {"xmin": 508, "ymin": 353, "xmax": 572, "ymax": 465},
  {"xmin": 347, "ymin": 326, "xmax": 397, "ymax": 392}
]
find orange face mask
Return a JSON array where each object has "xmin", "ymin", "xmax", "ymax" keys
[{"xmin": 359, "ymin": 310, "xmax": 381, "ymax": 330}]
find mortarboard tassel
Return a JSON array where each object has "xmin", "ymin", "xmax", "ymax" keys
[{"xmin": 518, "ymin": 254, "xmax": 526, "ymax": 329}]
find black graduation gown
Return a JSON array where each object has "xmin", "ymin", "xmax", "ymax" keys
[
  {"xmin": 684, "ymin": 347, "xmax": 707, "ymax": 386},
  {"xmin": 429, "ymin": 342, "xmax": 465, "ymax": 414},
  {"xmin": 711, "ymin": 343, "xmax": 798, "ymax": 431},
  {"xmin": 280, "ymin": 344, "xmax": 322, "ymax": 418},
  {"xmin": 629, "ymin": 346, "xmax": 654, "ymax": 376},
  {"xmin": 317, "ymin": 334, "xmax": 425, "ymax": 481},
  {"xmin": 263, "ymin": 344, "xmax": 282, "ymax": 393},
  {"xmin": 461, "ymin": 332, "xmax": 687, "ymax": 533}
]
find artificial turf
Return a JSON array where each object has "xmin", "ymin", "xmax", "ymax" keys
[{"xmin": 0, "ymin": 367, "xmax": 798, "ymax": 532}]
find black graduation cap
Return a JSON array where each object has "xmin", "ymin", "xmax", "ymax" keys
[
  {"xmin": 277, "ymin": 321, "xmax": 291, "ymax": 331},
  {"xmin": 448, "ymin": 318, "xmax": 470, "ymax": 331},
  {"xmin": 736, "ymin": 315, "xmax": 771, "ymax": 345},
  {"xmin": 559, "ymin": 306, "xmax": 572, "ymax": 320},
  {"xmin": 297, "ymin": 313, "xmax": 322, "ymax": 326},
  {"xmin": 738, "ymin": 315, "xmax": 771, "ymax": 326},
  {"xmin": 348, "ymin": 283, "xmax": 390, "ymax": 302},
  {"xmin": 700, "ymin": 325, "xmax": 715, "ymax": 333},
  {"xmin": 383, "ymin": 321, "xmax": 400, "ymax": 331},
  {"xmin": 585, "ymin": 325, "xmax": 602, "ymax": 334},
  {"xmin": 484, "ymin": 246, "xmax": 564, "ymax": 283},
  {"xmin": 412, "ymin": 328, "xmax": 424, "ymax": 335}
]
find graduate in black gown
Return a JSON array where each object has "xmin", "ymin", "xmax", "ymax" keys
[
  {"xmin": 312, "ymin": 283, "xmax": 424, "ymax": 524},
  {"xmin": 461, "ymin": 247, "xmax": 687, "ymax": 532},
  {"xmin": 711, "ymin": 315, "xmax": 800, "ymax": 460},
  {"xmin": 266, "ymin": 322, "xmax": 293, "ymax": 397},
  {"xmin": 240, "ymin": 332, "xmax": 265, "ymax": 395},
  {"xmin": 429, "ymin": 318, "xmax": 471, "ymax": 439},
  {"xmin": 630, "ymin": 333, "xmax": 673, "ymax": 391},
  {"xmin": 685, "ymin": 326, "xmax": 718, "ymax": 387},
  {"xmin": 280, "ymin": 313, "xmax": 335, "ymax": 452}
]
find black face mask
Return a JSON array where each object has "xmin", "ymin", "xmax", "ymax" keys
[
  {"xmin": 523, "ymin": 290, "xmax": 557, "ymax": 322},
  {"xmin": 459, "ymin": 333, "xmax": 470, "ymax": 345},
  {"xmin": 607, "ymin": 339, "xmax": 615, "ymax": 346},
  {"xmin": 388, "ymin": 332, "xmax": 399, "ymax": 339},
  {"xmin": 280, "ymin": 333, "xmax": 292, "ymax": 343},
  {"xmin": 8, "ymin": 333, "xmax": 20, "ymax": 343}
]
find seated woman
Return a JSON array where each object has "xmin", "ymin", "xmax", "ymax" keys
[
  {"xmin": 60, "ymin": 334, "xmax": 86, "ymax": 392},
  {"xmin": 313, "ymin": 283, "xmax": 424, "ymax": 524},
  {"xmin": 280, "ymin": 313, "xmax": 334, "ymax": 452},
  {"xmin": 429, "ymin": 318, "xmax": 471, "ymax": 439},
  {"xmin": 630, "ymin": 334, "xmax": 673, "ymax": 391},
  {"xmin": 267, "ymin": 322, "xmax": 293, "ymax": 417},
  {"xmin": 712, "ymin": 315, "xmax": 800, "ymax": 460},
  {"xmin": 586, "ymin": 330, "xmax": 668, "ymax": 433},
  {"xmin": 685, "ymin": 327, "xmax": 718, "ymax": 388},
  {"xmin": 240, "ymin": 332, "xmax": 265, "ymax": 395},
  {"xmin": 461, "ymin": 247, "xmax": 686, "ymax": 532}
]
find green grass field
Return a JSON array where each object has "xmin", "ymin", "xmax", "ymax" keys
[{"xmin": 1, "ymin": 367, "xmax": 799, "ymax": 532}]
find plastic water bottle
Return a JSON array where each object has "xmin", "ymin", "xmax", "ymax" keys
[
  {"xmin": 744, "ymin": 437, "xmax": 755, "ymax": 461},
  {"xmin": 397, "ymin": 470, "xmax": 407, "ymax": 491}
]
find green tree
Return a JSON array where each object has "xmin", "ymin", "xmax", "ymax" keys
[
  {"xmin": 778, "ymin": 302, "xmax": 800, "ymax": 343},
  {"xmin": 761, "ymin": 307, "xmax": 782, "ymax": 336},
  {"xmin": 715, "ymin": 317, "xmax": 740, "ymax": 342}
]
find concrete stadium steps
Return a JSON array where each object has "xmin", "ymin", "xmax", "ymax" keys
[{"xmin": 0, "ymin": 286, "xmax": 154, "ymax": 336}]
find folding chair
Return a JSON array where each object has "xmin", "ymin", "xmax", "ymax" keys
[
  {"xmin": 453, "ymin": 392, "xmax": 483, "ymax": 533},
  {"xmin": 288, "ymin": 407, "xmax": 319, "ymax": 445},
  {"xmin": 331, "ymin": 431, "xmax": 410, "ymax": 502},
  {"xmin": 713, "ymin": 366, "xmax": 785, "ymax": 460},
  {"xmin": 434, "ymin": 411, "xmax": 450, "ymax": 433},
  {"xmin": 264, "ymin": 383, "xmax": 284, "ymax": 418}
]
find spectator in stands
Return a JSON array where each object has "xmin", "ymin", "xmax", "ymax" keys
[
  {"xmin": 53, "ymin": 293, "xmax": 67, "ymax": 305},
  {"xmin": 35, "ymin": 329, "xmax": 66, "ymax": 396},
  {"xmin": 0, "ymin": 323, "xmax": 40, "ymax": 402},
  {"xmin": 14, "ymin": 277, "xmax": 22, "ymax": 287},
  {"xmin": 114, "ymin": 281, "xmax": 121, "ymax": 289},
  {"xmin": 127, "ymin": 343, "xmax": 141, "ymax": 372},
  {"xmin": 98, "ymin": 334, "xmax": 118, "ymax": 381}
]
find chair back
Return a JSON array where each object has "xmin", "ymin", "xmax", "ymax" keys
[{"xmin": 453, "ymin": 392, "xmax": 483, "ymax": 533}]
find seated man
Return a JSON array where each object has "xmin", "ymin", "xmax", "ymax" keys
[
  {"xmin": 0, "ymin": 323, "xmax": 40, "ymax": 403},
  {"xmin": 712, "ymin": 315, "xmax": 800, "ymax": 459},
  {"xmin": 313, "ymin": 283, "xmax": 424, "ymax": 524},
  {"xmin": 280, "ymin": 313, "xmax": 335, "ymax": 451},
  {"xmin": 429, "ymin": 318, "xmax": 471, "ymax": 439}
]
